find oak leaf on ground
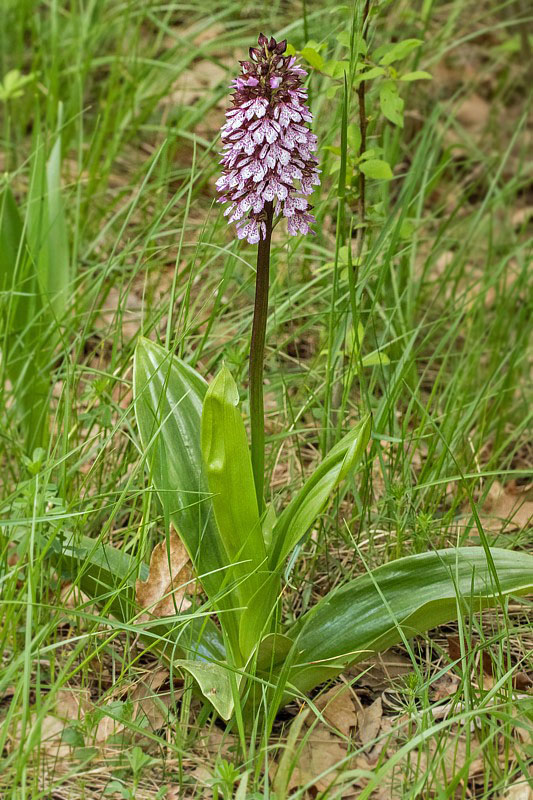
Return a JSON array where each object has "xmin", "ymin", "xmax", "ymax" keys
[
  {"xmin": 284, "ymin": 724, "xmax": 354, "ymax": 794},
  {"xmin": 136, "ymin": 530, "xmax": 195, "ymax": 618},
  {"xmin": 358, "ymin": 696, "xmax": 383, "ymax": 748},
  {"xmin": 313, "ymin": 685, "xmax": 358, "ymax": 737}
]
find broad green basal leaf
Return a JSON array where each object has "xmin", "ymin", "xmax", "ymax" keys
[
  {"xmin": 174, "ymin": 659, "xmax": 237, "ymax": 721},
  {"xmin": 0, "ymin": 183, "xmax": 49, "ymax": 449},
  {"xmin": 201, "ymin": 366, "xmax": 273, "ymax": 659},
  {"xmin": 256, "ymin": 632, "xmax": 295, "ymax": 673},
  {"xmin": 27, "ymin": 132, "xmax": 70, "ymax": 320},
  {"xmin": 238, "ymin": 572, "xmax": 280, "ymax": 660},
  {"xmin": 133, "ymin": 338, "xmax": 239, "ymax": 648},
  {"xmin": 285, "ymin": 547, "xmax": 533, "ymax": 695},
  {"xmin": 201, "ymin": 366, "xmax": 267, "ymax": 590}
]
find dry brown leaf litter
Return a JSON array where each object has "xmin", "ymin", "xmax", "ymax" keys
[
  {"xmin": 131, "ymin": 667, "xmax": 177, "ymax": 731},
  {"xmin": 136, "ymin": 529, "xmax": 196, "ymax": 619},
  {"xmin": 348, "ymin": 650, "xmax": 414, "ymax": 690},
  {"xmin": 12, "ymin": 688, "xmax": 90, "ymax": 759},
  {"xmin": 272, "ymin": 671, "xmax": 533, "ymax": 798},
  {"xmin": 357, "ymin": 696, "xmax": 384, "ymax": 748},
  {"xmin": 281, "ymin": 722, "xmax": 356, "ymax": 795},
  {"xmin": 313, "ymin": 684, "xmax": 358, "ymax": 737},
  {"xmin": 479, "ymin": 480, "xmax": 533, "ymax": 533},
  {"xmin": 502, "ymin": 782, "xmax": 533, "ymax": 800}
]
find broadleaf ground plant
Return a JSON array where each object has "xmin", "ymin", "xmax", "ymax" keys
[
  {"xmin": 50, "ymin": 35, "xmax": 533, "ymax": 724},
  {"xmin": 0, "ymin": 122, "xmax": 70, "ymax": 453}
]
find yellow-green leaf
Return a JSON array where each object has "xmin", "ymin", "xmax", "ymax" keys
[
  {"xmin": 378, "ymin": 38, "xmax": 423, "ymax": 66},
  {"xmin": 323, "ymin": 60, "xmax": 350, "ymax": 79},
  {"xmin": 300, "ymin": 47, "xmax": 324, "ymax": 71},
  {"xmin": 201, "ymin": 366, "xmax": 268, "ymax": 612},
  {"xmin": 359, "ymin": 159, "xmax": 393, "ymax": 180},
  {"xmin": 379, "ymin": 80, "xmax": 404, "ymax": 127},
  {"xmin": 400, "ymin": 70, "xmax": 432, "ymax": 81}
]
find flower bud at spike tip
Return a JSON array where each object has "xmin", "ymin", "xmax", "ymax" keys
[{"xmin": 216, "ymin": 34, "xmax": 321, "ymax": 244}]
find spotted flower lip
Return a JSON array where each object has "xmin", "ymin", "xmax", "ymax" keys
[{"xmin": 216, "ymin": 34, "xmax": 320, "ymax": 244}]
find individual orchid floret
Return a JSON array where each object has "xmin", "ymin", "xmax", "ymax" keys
[{"xmin": 216, "ymin": 34, "xmax": 320, "ymax": 244}]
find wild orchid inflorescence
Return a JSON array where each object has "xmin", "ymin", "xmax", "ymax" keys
[{"xmin": 216, "ymin": 34, "xmax": 320, "ymax": 244}]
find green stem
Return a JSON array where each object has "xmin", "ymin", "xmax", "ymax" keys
[
  {"xmin": 357, "ymin": 0, "xmax": 371, "ymax": 228},
  {"xmin": 249, "ymin": 202, "xmax": 274, "ymax": 513}
]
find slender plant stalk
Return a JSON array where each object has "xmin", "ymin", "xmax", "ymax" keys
[
  {"xmin": 357, "ymin": 0, "xmax": 371, "ymax": 228},
  {"xmin": 332, "ymin": 3, "xmax": 373, "ymax": 445},
  {"xmin": 351, "ymin": 0, "xmax": 371, "ymax": 367},
  {"xmin": 249, "ymin": 201, "xmax": 274, "ymax": 511},
  {"xmin": 349, "ymin": 0, "xmax": 372, "ymax": 420},
  {"xmin": 324, "ymin": 0, "xmax": 371, "ymax": 451}
]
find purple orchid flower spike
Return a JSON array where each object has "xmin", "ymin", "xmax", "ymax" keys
[
  {"xmin": 216, "ymin": 35, "xmax": 321, "ymax": 511},
  {"xmin": 216, "ymin": 34, "xmax": 320, "ymax": 244}
]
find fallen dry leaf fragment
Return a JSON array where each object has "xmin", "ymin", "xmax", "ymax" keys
[
  {"xmin": 196, "ymin": 727, "xmax": 237, "ymax": 761},
  {"xmin": 314, "ymin": 685, "xmax": 358, "ymax": 737},
  {"xmin": 56, "ymin": 688, "xmax": 90, "ymax": 719},
  {"xmin": 435, "ymin": 735, "xmax": 484, "ymax": 782},
  {"xmin": 479, "ymin": 481, "xmax": 533, "ymax": 533},
  {"xmin": 33, "ymin": 688, "xmax": 90, "ymax": 758},
  {"xmin": 431, "ymin": 672, "xmax": 461, "ymax": 703},
  {"xmin": 136, "ymin": 530, "xmax": 195, "ymax": 618},
  {"xmin": 59, "ymin": 582, "xmax": 97, "ymax": 623},
  {"xmin": 348, "ymin": 650, "xmax": 414, "ymax": 690},
  {"xmin": 132, "ymin": 668, "xmax": 178, "ymax": 731},
  {"xmin": 95, "ymin": 701, "xmax": 127, "ymax": 744},
  {"xmin": 513, "ymin": 672, "xmax": 533, "ymax": 691},
  {"xmin": 512, "ymin": 206, "xmax": 533, "ymax": 228},
  {"xmin": 447, "ymin": 634, "xmax": 463, "ymax": 664},
  {"xmin": 189, "ymin": 765, "xmax": 215, "ymax": 800},
  {"xmin": 60, "ymin": 582, "xmax": 92, "ymax": 609},
  {"xmin": 501, "ymin": 782, "xmax": 533, "ymax": 800},
  {"xmin": 433, "ymin": 250, "xmax": 455, "ymax": 278},
  {"xmin": 1, "ymin": 685, "xmax": 15, "ymax": 703},
  {"xmin": 40, "ymin": 716, "xmax": 73, "ymax": 758},
  {"xmin": 273, "ymin": 710, "xmax": 362, "ymax": 796},
  {"xmin": 358, "ymin": 696, "xmax": 383, "ymax": 748},
  {"xmin": 285, "ymin": 724, "xmax": 350, "ymax": 793},
  {"xmin": 511, "ymin": 705, "xmax": 533, "ymax": 758}
]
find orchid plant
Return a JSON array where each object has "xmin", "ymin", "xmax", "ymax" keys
[{"xmin": 57, "ymin": 35, "xmax": 533, "ymax": 724}]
